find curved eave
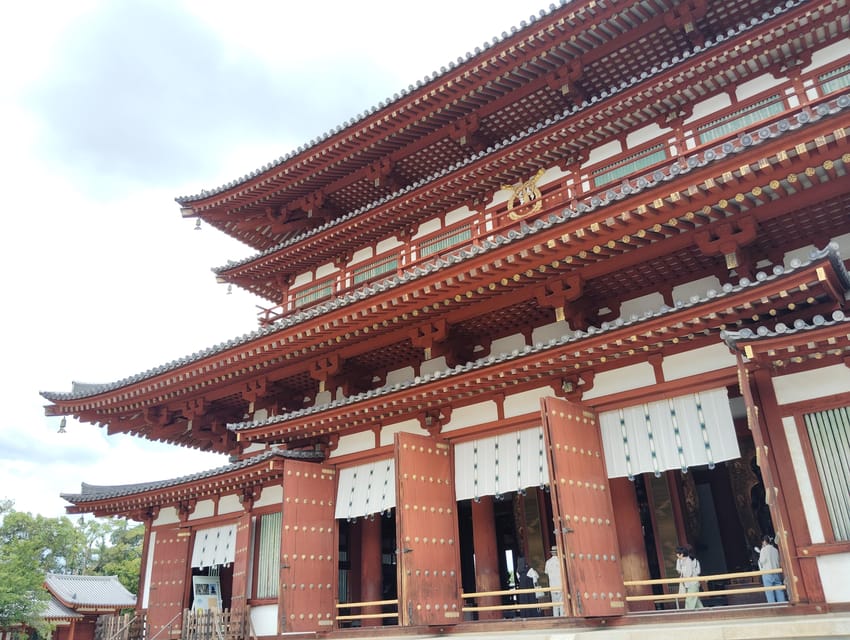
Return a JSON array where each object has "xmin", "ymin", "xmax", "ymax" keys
[
  {"xmin": 231, "ymin": 249, "xmax": 850, "ymax": 445},
  {"xmin": 60, "ymin": 449, "xmax": 322, "ymax": 517}
]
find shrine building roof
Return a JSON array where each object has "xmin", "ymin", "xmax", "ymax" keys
[{"xmin": 44, "ymin": 573, "xmax": 136, "ymax": 609}]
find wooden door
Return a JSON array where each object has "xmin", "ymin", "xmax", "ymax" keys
[
  {"xmin": 395, "ymin": 432, "xmax": 461, "ymax": 626},
  {"xmin": 541, "ymin": 396, "xmax": 626, "ymax": 617},
  {"xmin": 279, "ymin": 459, "xmax": 337, "ymax": 633},
  {"xmin": 146, "ymin": 527, "xmax": 191, "ymax": 639}
]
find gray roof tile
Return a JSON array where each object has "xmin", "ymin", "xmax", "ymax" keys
[{"xmin": 45, "ymin": 574, "xmax": 135, "ymax": 608}]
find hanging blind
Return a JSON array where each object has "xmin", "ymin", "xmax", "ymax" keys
[
  {"xmin": 255, "ymin": 512, "xmax": 281, "ymax": 598},
  {"xmin": 454, "ymin": 427, "xmax": 549, "ymax": 501},
  {"xmin": 803, "ymin": 406, "xmax": 850, "ymax": 541},
  {"xmin": 191, "ymin": 523, "xmax": 237, "ymax": 568},
  {"xmin": 599, "ymin": 388, "xmax": 740, "ymax": 479},
  {"xmin": 334, "ymin": 458, "xmax": 396, "ymax": 520}
]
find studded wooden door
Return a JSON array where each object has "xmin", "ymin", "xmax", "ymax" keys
[
  {"xmin": 395, "ymin": 432, "xmax": 462, "ymax": 626},
  {"xmin": 146, "ymin": 527, "xmax": 191, "ymax": 639},
  {"xmin": 541, "ymin": 396, "xmax": 626, "ymax": 617},
  {"xmin": 279, "ymin": 459, "xmax": 337, "ymax": 633}
]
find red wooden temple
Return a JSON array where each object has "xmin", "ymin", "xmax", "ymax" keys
[{"xmin": 43, "ymin": 0, "xmax": 850, "ymax": 636}]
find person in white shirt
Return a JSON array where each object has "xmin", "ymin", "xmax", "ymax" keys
[
  {"xmin": 675, "ymin": 545, "xmax": 704, "ymax": 609},
  {"xmin": 544, "ymin": 545, "xmax": 564, "ymax": 616},
  {"xmin": 758, "ymin": 535, "xmax": 787, "ymax": 603}
]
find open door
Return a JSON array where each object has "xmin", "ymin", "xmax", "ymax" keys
[
  {"xmin": 279, "ymin": 459, "xmax": 337, "ymax": 633},
  {"xmin": 147, "ymin": 527, "xmax": 191, "ymax": 637},
  {"xmin": 395, "ymin": 432, "xmax": 462, "ymax": 626},
  {"xmin": 541, "ymin": 396, "xmax": 626, "ymax": 617}
]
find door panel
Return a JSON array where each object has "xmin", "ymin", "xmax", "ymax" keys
[
  {"xmin": 395, "ymin": 432, "xmax": 461, "ymax": 626},
  {"xmin": 147, "ymin": 527, "xmax": 191, "ymax": 639},
  {"xmin": 541, "ymin": 396, "xmax": 626, "ymax": 617},
  {"xmin": 280, "ymin": 459, "xmax": 337, "ymax": 633}
]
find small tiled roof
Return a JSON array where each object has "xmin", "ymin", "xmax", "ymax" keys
[
  {"xmin": 41, "ymin": 91, "xmax": 850, "ymax": 405},
  {"xmin": 42, "ymin": 596, "xmax": 83, "ymax": 620},
  {"xmin": 60, "ymin": 448, "xmax": 322, "ymax": 503},
  {"xmin": 722, "ymin": 309, "xmax": 850, "ymax": 348},
  {"xmin": 45, "ymin": 574, "xmax": 135, "ymax": 608}
]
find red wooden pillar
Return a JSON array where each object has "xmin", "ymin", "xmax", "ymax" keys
[
  {"xmin": 471, "ymin": 496, "xmax": 502, "ymax": 620},
  {"xmin": 360, "ymin": 516, "xmax": 383, "ymax": 626},
  {"xmin": 609, "ymin": 478, "xmax": 654, "ymax": 611}
]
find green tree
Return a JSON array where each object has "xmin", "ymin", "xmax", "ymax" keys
[{"xmin": 80, "ymin": 516, "xmax": 144, "ymax": 594}]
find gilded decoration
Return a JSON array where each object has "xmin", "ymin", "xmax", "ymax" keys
[{"xmin": 503, "ymin": 168, "xmax": 546, "ymax": 220}]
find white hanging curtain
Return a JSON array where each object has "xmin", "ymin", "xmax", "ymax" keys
[
  {"xmin": 599, "ymin": 387, "xmax": 740, "ymax": 479},
  {"xmin": 454, "ymin": 427, "xmax": 549, "ymax": 501},
  {"xmin": 191, "ymin": 523, "xmax": 237, "ymax": 568},
  {"xmin": 334, "ymin": 458, "xmax": 396, "ymax": 520}
]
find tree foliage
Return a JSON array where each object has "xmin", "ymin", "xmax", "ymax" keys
[{"xmin": 0, "ymin": 502, "xmax": 143, "ymax": 636}]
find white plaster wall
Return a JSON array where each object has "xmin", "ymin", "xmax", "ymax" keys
[
  {"xmin": 538, "ymin": 164, "xmax": 571, "ymax": 186},
  {"xmin": 532, "ymin": 320, "xmax": 572, "ymax": 344},
  {"xmin": 377, "ymin": 237, "xmax": 403, "ymax": 253},
  {"xmin": 443, "ymin": 401, "xmax": 498, "ymax": 432},
  {"xmin": 380, "ymin": 419, "xmax": 428, "ymax": 446},
  {"xmin": 783, "ymin": 416, "xmax": 824, "ymax": 544},
  {"xmin": 314, "ymin": 390, "xmax": 332, "ymax": 406},
  {"xmin": 315, "ymin": 263, "xmax": 338, "ymax": 279},
  {"xmin": 445, "ymin": 205, "xmax": 475, "ymax": 225},
  {"xmin": 252, "ymin": 408, "xmax": 268, "ymax": 422},
  {"xmin": 584, "ymin": 140, "xmax": 623, "ymax": 166},
  {"xmin": 684, "ymin": 93, "xmax": 732, "ymax": 124},
  {"xmin": 490, "ymin": 332, "xmax": 527, "ymax": 355},
  {"xmin": 503, "ymin": 386, "xmax": 551, "ymax": 419},
  {"xmin": 250, "ymin": 604, "xmax": 279, "ymax": 637},
  {"xmin": 817, "ymin": 552, "xmax": 850, "ymax": 603},
  {"xmin": 218, "ymin": 493, "xmax": 243, "ymax": 515},
  {"xmin": 413, "ymin": 218, "xmax": 441, "ymax": 239},
  {"xmin": 662, "ymin": 343, "xmax": 736, "ymax": 381},
  {"xmin": 330, "ymin": 430, "xmax": 374, "ymax": 458},
  {"xmin": 152, "ymin": 506, "xmax": 179, "ymax": 526},
  {"xmin": 255, "ymin": 485, "xmax": 283, "ymax": 508},
  {"xmin": 350, "ymin": 247, "xmax": 373, "ymax": 264},
  {"xmin": 243, "ymin": 443, "xmax": 266, "ymax": 455},
  {"xmin": 142, "ymin": 530, "xmax": 156, "ymax": 608},
  {"xmin": 619, "ymin": 292, "xmax": 666, "ymax": 321},
  {"xmin": 736, "ymin": 73, "xmax": 782, "ymax": 100},
  {"xmin": 188, "ymin": 499, "xmax": 215, "ymax": 521},
  {"xmin": 292, "ymin": 271, "xmax": 312, "ymax": 287},
  {"xmin": 772, "ymin": 365, "xmax": 850, "ymax": 405},
  {"xmin": 582, "ymin": 362, "xmax": 656, "ymax": 400},
  {"xmin": 421, "ymin": 355, "xmax": 449, "ymax": 376},
  {"xmin": 626, "ymin": 123, "xmax": 671, "ymax": 148},
  {"xmin": 671, "ymin": 275, "xmax": 723, "ymax": 305},
  {"xmin": 386, "ymin": 365, "xmax": 415, "ymax": 386},
  {"xmin": 803, "ymin": 39, "xmax": 850, "ymax": 72}
]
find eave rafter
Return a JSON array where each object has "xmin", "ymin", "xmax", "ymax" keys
[
  {"xmin": 237, "ymin": 253, "xmax": 849, "ymax": 445},
  {"xmin": 216, "ymin": 2, "xmax": 847, "ymax": 287}
]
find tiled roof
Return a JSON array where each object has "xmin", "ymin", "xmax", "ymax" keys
[
  {"xmin": 60, "ymin": 448, "xmax": 321, "ymax": 503},
  {"xmin": 229, "ymin": 244, "xmax": 850, "ymax": 433},
  {"xmin": 209, "ymin": 0, "xmax": 810, "ymax": 276},
  {"xmin": 42, "ymin": 596, "xmax": 83, "ymax": 620},
  {"xmin": 722, "ymin": 309, "xmax": 850, "ymax": 348},
  {"xmin": 40, "ymin": 89, "xmax": 850, "ymax": 404},
  {"xmin": 45, "ymin": 574, "xmax": 136, "ymax": 608}
]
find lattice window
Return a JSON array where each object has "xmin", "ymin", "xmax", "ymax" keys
[
  {"xmin": 293, "ymin": 278, "xmax": 334, "ymax": 308},
  {"xmin": 819, "ymin": 63, "xmax": 850, "ymax": 95},
  {"xmin": 592, "ymin": 144, "xmax": 667, "ymax": 187},
  {"xmin": 697, "ymin": 95, "xmax": 784, "ymax": 144},
  {"xmin": 419, "ymin": 224, "xmax": 472, "ymax": 257},
  {"xmin": 352, "ymin": 254, "xmax": 398, "ymax": 284},
  {"xmin": 803, "ymin": 406, "xmax": 850, "ymax": 542},
  {"xmin": 255, "ymin": 512, "xmax": 281, "ymax": 598}
]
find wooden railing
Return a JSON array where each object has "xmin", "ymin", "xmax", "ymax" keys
[
  {"xmin": 95, "ymin": 612, "xmax": 146, "ymax": 640},
  {"xmin": 462, "ymin": 585, "xmax": 562, "ymax": 615},
  {"xmin": 181, "ymin": 608, "xmax": 255, "ymax": 640},
  {"xmin": 624, "ymin": 568, "xmax": 786, "ymax": 607},
  {"xmin": 335, "ymin": 598, "xmax": 399, "ymax": 625}
]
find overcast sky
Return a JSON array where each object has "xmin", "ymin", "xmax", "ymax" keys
[{"xmin": 0, "ymin": 0, "xmax": 553, "ymax": 518}]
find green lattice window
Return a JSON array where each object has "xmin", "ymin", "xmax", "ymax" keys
[
  {"xmin": 293, "ymin": 278, "xmax": 334, "ymax": 308},
  {"xmin": 819, "ymin": 63, "xmax": 850, "ymax": 95},
  {"xmin": 803, "ymin": 405, "xmax": 850, "ymax": 541},
  {"xmin": 352, "ymin": 254, "xmax": 398, "ymax": 284},
  {"xmin": 592, "ymin": 145, "xmax": 667, "ymax": 187},
  {"xmin": 697, "ymin": 95, "xmax": 784, "ymax": 144},
  {"xmin": 419, "ymin": 224, "xmax": 472, "ymax": 257},
  {"xmin": 255, "ymin": 512, "xmax": 281, "ymax": 598}
]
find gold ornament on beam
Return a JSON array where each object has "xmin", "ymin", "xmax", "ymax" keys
[{"xmin": 503, "ymin": 168, "xmax": 545, "ymax": 220}]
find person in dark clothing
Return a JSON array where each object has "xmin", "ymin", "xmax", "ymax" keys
[{"xmin": 516, "ymin": 557, "xmax": 541, "ymax": 617}]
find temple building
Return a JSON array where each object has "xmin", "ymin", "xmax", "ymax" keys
[{"xmin": 43, "ymin": 0, "xmax": 850, "ymax": 637}]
